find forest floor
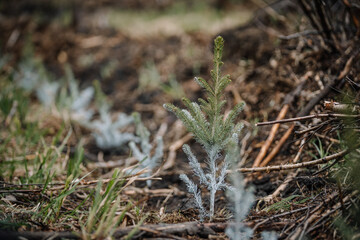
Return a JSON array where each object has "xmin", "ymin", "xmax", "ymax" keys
[{"xmin": 1, "ymin": 1, "xmax": 359, "ymax": 239}]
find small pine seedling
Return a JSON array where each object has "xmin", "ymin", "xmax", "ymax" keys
[
  {"xmin": 129, "ymin": 112, "xmax": 163, "ymax": 187},
  {"xmin": 164, "ymin": 36, "xmax": 245, "ymax": 221}
]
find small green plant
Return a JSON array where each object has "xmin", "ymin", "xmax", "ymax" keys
[
  {"xmin": 138, "ymin": 61, "xmax": 184, "ymax": 99},
  {"xmin": 161, "ymin": 74, "xmax": 185, "ymax": 99},
  {"xmin": 67, "ymin": 142, "xmax": 85, "ymax": 179},
  {"xmin": 0, "ymin": 88, "xmax": 15, "ymax": 120},
  {"xmin": 21, "ymin": 129, "xmax": 72, "ymax": 185},
  {"xmin": 15, "ymin": 57, "xmax": 47, "ymax": 92},
  {"xmin": 81, "ymin": 169, "xmax": 129, "ymax": 240},
  {"xmin": 0, "ymin": 86, "xmax": 29, "ymax": 125},
  {"xmin": 0, "ymin": 76, "xmax": 30, "ymax": 125},
  {"xmin": 33, "ymin": 175, "xmax": 79, "ymax": 224},
  {"xmin": 263, "ymin": 195, "xmax": 309, "ymax": 213},
  {"xmin": 164, "ymin": 36, "xmax": 245, "ymax": 221},
  {"xmin": 138, "ymin": 61, "xmax": 161, "ymax": 91},
  {"xmin": 309, "ymin": 137, "xmax": 331, "ymax": 159}
]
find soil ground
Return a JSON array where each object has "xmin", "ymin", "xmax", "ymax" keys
[{"xmin": 1, "ymin": 0, "xmax": 359, "ymax": 239}]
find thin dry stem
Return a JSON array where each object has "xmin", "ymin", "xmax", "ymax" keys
[
  {"xmin": 256, "ymin": 113, "xmax": 360, "ymax": 126},
  {"xmin": 235, "ymin": 148, "xmax": 349, "ymax": 173},
  {"xmin": 253, "ymin": 104, "xmax": 289, "ymax": 167},
  {"xmin": 260, "ymin": 124, "xmax": 295, "ymax": 167}
]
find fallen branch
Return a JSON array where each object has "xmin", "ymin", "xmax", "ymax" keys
[
  {"xmin": 256, "ymin": 113, "xmax": 360, "ymax": 126},
  {"xmin": 260, "ymin": 124, "xmax": 295, "ymax": 167},
  {"xmin": 235, "ymin": 148, "xmax": 349, "ymax": 173},
  {"xmin": 253, "ymin": 105, "xmax": 289, "ymax": 167},
  {"xmin": 137, "ymin": 226, "xmax": 187, "ymax": 240}
]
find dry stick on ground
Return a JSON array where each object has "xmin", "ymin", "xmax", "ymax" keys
[
  {"xmin": 278, "ymin": 30, "xmax": 319, "ymax": 40},
  {"xmin": 260, "ymin": 116, "xmax": 335, "ymax": 170},
  {"xmin": 253, "ymin": 23, "xmax": 358, "ymax": 238},
  {"xmin": 271, "ymin": 52, "xmax": 356, "ymax": 157},
  {"xmin": 252, "ymin": 104, "xmax": 289, "ymax": 167},
  {"xmin": 343, "ymin": 0, "xmax": 360, "ymax": 35},
  {"xmin": 235, "ymin": 147, "xmax": 350, "ymax": 173},
  {"xmin": 297, "ymin": 122, "xmax": 341, "ymax": 144},
  {"xmin": 256, "ymin": 113, "xmax": 360, "ymax": 126},
  {"xmin": 254, "ymin": 193, "xmax": 326, "ymax": 232},
  {"xmin": 112, "ymin": 222, "xmax": 229, "ymax": 239},
  {"xmin": 260, "ymin": 124, "xmax": 295, "ymax": 167},
  {"xmin": 137, "ymin": 227, "xmax": 187, "ymax": 240},
  {"xmin": 295, "ymin": 119, "xmax": 333, "ymax": 135},
  {"xmin": 314, "ymin": 0, "xmax": 341, "ymax": 51}
]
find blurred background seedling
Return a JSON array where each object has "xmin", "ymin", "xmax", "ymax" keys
[
  {"xmin": 57, "ymin": 65, "xmax": 95, "ymax": 122},
  {"xmin": 161, "ymin": 74, "xmax": 185, "ymax": 100},
  {"xmin": 128, "ymin": 112, "xmax": 163, "ymax": 187},
  {"xmin": 138, "ymin": 61, "xmax": 162, "ymax": 92}
]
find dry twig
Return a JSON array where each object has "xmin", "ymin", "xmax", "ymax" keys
[
  {"xmin": 253, "ymin": 105, "xmax": 289, "ymax": 167},
  {"xmin": 256, "ymin": 113, "xmax": 360, "ymax": 126},
  {"xmin": 235, "ymin": 148, "xmax": 350, "ymax": 173},
  {"xmin": 260, "ymin": 124, "xmax": 295, "ymax": 167}
]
